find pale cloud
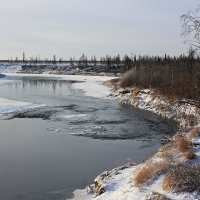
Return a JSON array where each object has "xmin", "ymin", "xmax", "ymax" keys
[{"xmin": 0, "ymin": 0, "xmax": 199, "ymax": 59}]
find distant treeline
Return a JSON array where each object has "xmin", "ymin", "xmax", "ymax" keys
[
  {"xmin": 119, "ymin": 52, "xmax": 200, "ymax": 101},
  {"xmin": 2, "ymin": 52, "xmax": 200, "ymax": 100},
  {"xmin": 1, "ymin": 53, "xmax": 200, "ymax": 72}
]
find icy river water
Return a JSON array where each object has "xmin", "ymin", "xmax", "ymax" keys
[{"xmin": 0, "ymin": 75, "xmax": 177, "ymax": 200}]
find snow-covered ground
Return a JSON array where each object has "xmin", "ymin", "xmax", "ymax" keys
[
  {"xmin": 71, "ymin": 164, "xmax": 199, "ymax": 200},
  {"xmin": 0, "ymin": 64, "xmax": 22, "ymax": 73}
]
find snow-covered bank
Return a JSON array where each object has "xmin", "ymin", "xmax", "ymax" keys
[
  {"xmin": 70, "ymin": 84, "xmax": 200, "ymax": 200},
  {"xmin": 115, "ymin": 88, "xmax": 200, "ymax": 130},
  {"xmin": 0, "ymin": 64, "xmax": 21, "ymax": 73}
]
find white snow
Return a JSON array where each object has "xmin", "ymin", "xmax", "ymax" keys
[
  {"xmin": 0, "ymin": 64, "xmax": 22, "ymax": 73},
  {"xmin": 71, "ymin": 162, "xmax": 200, "ymax": 200}
]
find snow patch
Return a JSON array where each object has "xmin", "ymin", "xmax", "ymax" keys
[
  {"xmin": 0, "ymin": 98, "xmax": 46, "ymax": 118},
  {"xmin": 0, "ymin": 64, "xmax": 22, "ymax": 73}
]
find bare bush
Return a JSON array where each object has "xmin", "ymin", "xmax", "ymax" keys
[
  {"xmin": 119, "ymin": 68, "xmax": 136, "ymax": 88},
  {"xmin": 178, "ymin": 138, "xmax": 191, "ymax": 152},
  {"xmin": 175, "ymin": 136, "xmax": 192, "ymax": 153},
  {"xmin": 134, "ymin": 161, "xmax": 168, "ymax": 187},
  {"xmin": 163, "ymin": 164, "xmax": 200, "ymax": 193},
  {"xmin": 184, "ymin": 150, "xmax": 196, "ymax": 160},
  {"xmin": 189, "ymin": 128, "xmax": 200, "ymax": 140}
]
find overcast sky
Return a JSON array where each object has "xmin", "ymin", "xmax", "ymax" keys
[{"xmin": 0, "ymin": 0, "xmax": 199, "ymax": 59}]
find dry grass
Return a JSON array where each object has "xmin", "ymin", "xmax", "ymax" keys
[
  {"xmin": 134, "ymin": 161, "xmax": 169, "ymax": 187},
  {"xmin": 160, "ymin": 150, "xmax": 170, "ymax": 160},
  {"xmin": 132, "ymin": 87, "xmax": 143, "ymax": 95},
  {"xmin": 180, "ymin": 114, "xmax": 198, "ymax": 129},
  {"xmin": 162, "ymin": 164, "xmax": 200, "ymax": 193},
  {"xmin": 105, "ymin": 78, "xmax": 120, "ymax": 91},
  {"xmin": 175, "ymin": 135, "xmax": 192, "ymax": 153},
  {"xmin": 184, "ymin": 150, "xmax": 196, "ymax": 160},
  {"xmin": 94, "ymin": 181, "xmax": 105, "ymax": 196},
  {"xmin": 109, "ymin": 78, "xmax": 120, "ymax": 84},
  {"xmin": 119, "ymin": 68, "xmax": 135, "ymax": 88},
  {"xmin": 189, "ymin": 128, "xmax": 200, "ymax": 140},
  {"xmin": 134, "ymin": 166, "xmax": 154, "ymax": 186}
]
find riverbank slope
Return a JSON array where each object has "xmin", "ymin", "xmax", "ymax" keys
[{"xmin": 71, "ymin": 78, "xmax": 200, "ymax": 200}]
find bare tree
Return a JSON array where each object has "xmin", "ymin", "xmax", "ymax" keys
[
  {"xmin": 181, "ymin": 5, "xmax": 200, "ymax": 50},
  {"xmin": 23, "ymin": 52, "xmax": 26, "ymax": 62},
  {"xmin": 53, "ymin": 54, "xmax": 56, "ymax": 64}
]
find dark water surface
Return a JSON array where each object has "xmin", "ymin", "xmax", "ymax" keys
[{"xmin": 0, "ymin": 76, "xmax": 177, "ymax": 200}]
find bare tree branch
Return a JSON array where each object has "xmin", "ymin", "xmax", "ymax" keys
[{"xmin": 181, "ymin": 6, "xmax": 200, "ymax": 51}]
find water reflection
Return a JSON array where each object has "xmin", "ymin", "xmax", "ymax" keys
[{"xmin": 6, "ymin": 77, "xmax": 82, "ymax": 93}]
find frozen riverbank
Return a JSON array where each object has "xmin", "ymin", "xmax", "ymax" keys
[{"xmin": 71, "ymin": 81, "xmax": 200, "ymax": 200}]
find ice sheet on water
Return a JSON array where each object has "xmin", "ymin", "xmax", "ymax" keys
[{"xmin": 0, "ymin": 98, "xmax": 46, "ymax": 119}]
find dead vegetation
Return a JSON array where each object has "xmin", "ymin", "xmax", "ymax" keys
[
  {"xmin": 117, "ymin": 56, "xmax": 200, "ymax": 101},
  {"xmin": 162, "ymin": 164, "xmax": 200, "ymax": 193},
  {"xmin": 119, "ymin": 68, "xmax": 136, "ymax": 88},
  {"xmin": 184, "ymin": 150, "xmax": 196, "ymax": 160},
  {"xmin": 94, "ymin": 181, "xmax": 105, "ymax": 196},
  {"xmin": 134, "ymin": 160, "xmax": 169, "ymax": 187},
  {"xmin": 189, "ymin": 127, "xmax": 200, "ymax": 140},
  {"xmin": 133, "ymin": 132, "xmax": 197, "ymax": 189},
  {"xmin": 181, "ymin": 114, "xmax": 199, "ymax": 128},
  {"xmin": 176, "ymin": 135, "xmax": 192, "ymax": 152},
  {"xmin": 173, "ymin": 135, "xmax": 197, "ymax": 160}
]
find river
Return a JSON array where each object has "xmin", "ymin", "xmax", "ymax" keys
[{"xmin": 0, "ymin": 75, "xmax": 177, "ymax": 200}]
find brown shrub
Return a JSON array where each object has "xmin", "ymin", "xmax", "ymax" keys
[
  {"xmin": 94, "ymin": 181, "xmax": 105, "ymax": 196},
  {"xmin": 163, "ymin": 174, "xmax": 176, "ymax": 192},
  {"xmin": 183, "ymin": 114, "xmax": 199, "ymax": 127},
  {"xmin": 134, "ymin": 166, "xmax": 153, "ymax": 186},
  {"xmin": 132, "ymin": 87, "xmax": 143, "ymax": 95},
  {"xmin": 109, "ymin": 78, "xmax": 120, "ymax": 84},
  {"xmin": 160, "ymin": 150, "xmax": 170, "ymax": 160},
  {"xmin": 119, "ymin": 68, "xmax": 135, "ymax": 88},
  {"xmin": 176, "ymin": 136, "xmax": 191, "ymax": 153},
  {"xmin": 189, "ymin": 128, "xmax": 200, "ymax": 140},
  {"xmin": 184, "ymin": 150, "xmax": 196, "ymax": 160},
  {"xmin": 134, "ymin": 161, "xmax": 168, "ymax": 187},
  {"xmin": 162, "ymin": 164, "xmax": 200, "ymax": 193}
]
